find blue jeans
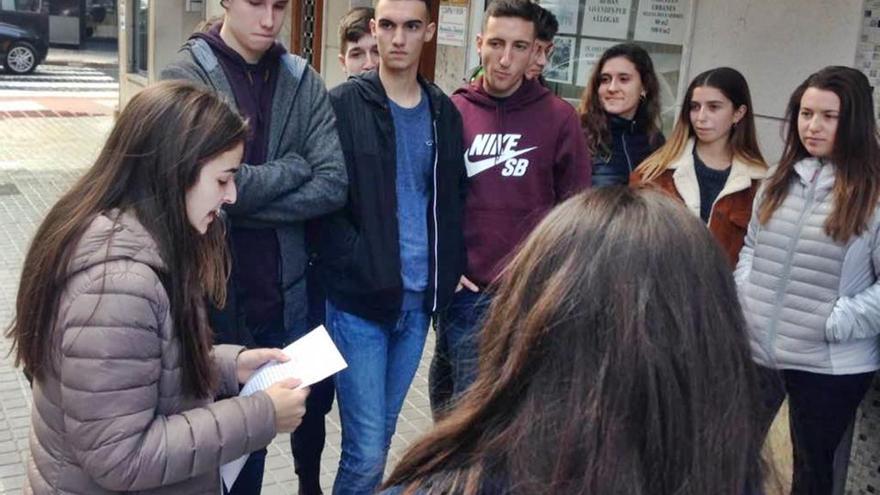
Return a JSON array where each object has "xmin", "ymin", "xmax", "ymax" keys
[
  {"xmin": 326, "ymin": 300, "xmax": 429, "ymax": 495},
  {"xmin": 432, "ymin": 290, "xmax": 491, "ymax": 410}
]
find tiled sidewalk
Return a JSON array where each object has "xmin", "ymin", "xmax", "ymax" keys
[{"xmin": 0, "ymin": 114, "xmax": 435, "ymax": 493}]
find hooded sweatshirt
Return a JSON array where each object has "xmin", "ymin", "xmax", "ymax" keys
[
  {"xmin": 452, "ymin": 77, "xmax": 591, "ymax": 287},
  {"xmin": 192, "ymin": 24, "xmax": 286, "ymax": 327}
]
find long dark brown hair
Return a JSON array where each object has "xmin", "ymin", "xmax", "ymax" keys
[
  {"xmin": 636, "ymin": 67, "xmax": 767, "ymax": 182},
  {"xmin": 758, "ymin": 66, "xmax": 880, "ymax": 242},
  {"xmin": 578, "ymin": 43, "xmax": 662, "ymax": 156},
  {"xmin": 384, "ymin": 187, "xmax": 762, "ymax": 495},
  {"xmin": 7, "ymin": 81, "xmax": 247, "ymax": 398}
]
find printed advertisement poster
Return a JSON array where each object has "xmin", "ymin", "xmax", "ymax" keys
[
  {"xmin": 438, "ymin": 5, "xmax": 468, "ymax": 47},
  {"xmin": 539, "ymin": 0, "xmax": 580, "ymax": 34},
  {"xmin": 633, "ymin": 0, "xmax": 691, "ymax": 45},
  {"xmin": 581, "ymin": 0, "xmax": 633, "ymax": 40},
  {"xmin": 575, "ymin": 38, "xmax": 618, "ymax": 87},
  {"xmin": 545, "ymin": 35, "xmax": 576, "ymax": 84}
]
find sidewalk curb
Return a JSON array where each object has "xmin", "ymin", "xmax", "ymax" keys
[{"xmin": 42, "ymin": 59, "xmax": 118, "ymax": 69}]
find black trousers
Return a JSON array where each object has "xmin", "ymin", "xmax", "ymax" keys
[
  {"xmin": 227, "ymin": 308, "xmax": 336, "ymax": 495},
  {"xmin": 756, "ymin": 366, "xmax": 874, "ymax": 495}
]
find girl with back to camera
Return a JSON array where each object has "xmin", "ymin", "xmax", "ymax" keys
[
  {"xmin": 9, "ymin": 80, "xmax": 309, "ymax": 494},
  {"xmin": 579, "ymin": 43, "xmax": 665, "ymax": 187},
  {"xmin": 382, "ymin": 187, "xmax": 763, "ymax": 495},
  {"xmin": 737, "ymin": 66, "xmax": 880, "ymax": 494},
  {"xmin": 632, "ymin": 67, "xmax": 767, "ymax": 267}
]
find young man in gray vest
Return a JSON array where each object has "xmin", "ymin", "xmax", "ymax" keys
[{"xmin": 161, "ymin": 1, "xmax": 347, "ymax": 493}]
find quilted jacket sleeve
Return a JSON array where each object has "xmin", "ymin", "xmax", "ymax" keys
[
  {"xmin": 734, "ymin": 191, "xmax": 761, "ymax": 288},
  {"xmin": 59, "ymin": 261, "xmax": 277, "ymax": 491},
  {"xmin": 825, "ymin": 222, "xmax": 880, "ymax": 342},
  {"xmin": 214, "ymin": 344, "xmax": 244, "ymax": 399}
]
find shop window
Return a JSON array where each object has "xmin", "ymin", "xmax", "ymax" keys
[
  {"xmin": 44, "ymin": 0, "xmax": 77, "ymax": 15},
  {"xmin": 538, "ymin": 0, "xmax": 692, "ymax": 129},
  {"xmin": 86, "ymin": 0, "xmax": 117, "ymax": 38},
  {"xmin": 0, "ymin": 0, "xmax": 42, "ymax": 11},
  {"xmin": 131, "ymin": 0, "xmax": 148, "ymax": 74}
]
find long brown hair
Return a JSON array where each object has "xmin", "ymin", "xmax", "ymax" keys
[
  {"xmin": 636, "ymin": 67, "xmax": 767, "ymax": 182},
  {"xmin": 578, "ymin": 43, "xmax": 662, "ymax": 156},
  {"xmin": 758, "ymin": 66, "xmax": 880, "ymax": 242},
  {"xmin": 384, "ymin": 187, "xmax": 762, "ymax": 495},
  {"xmin": 7, "ymin": 81, "xmax": 247, "ymax": 397}
]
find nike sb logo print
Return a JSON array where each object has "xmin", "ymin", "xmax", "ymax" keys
[{"xmin": 464, "ymin": 133, "xmax": 537, "ymax": 178}]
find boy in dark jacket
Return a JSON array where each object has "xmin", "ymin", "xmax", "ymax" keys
[
  {"xmin": 319, "ymin": 0, "xmax": 466, "ymax": 493},
  {"xmin": 432, "ymin": 0, "xmax": 590, "ymax": 413},
  {"xmin": 160, "ymin": 1, "xmax": 347, "ymax": 493}
]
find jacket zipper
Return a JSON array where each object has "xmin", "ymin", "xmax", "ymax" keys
[
  {"xmin": 706, "ymin": 175, "xmax": 745, "ymax": 229},
  {"xmin": 622, "ymin": 133, "xmax": 633, "ymax": 172},
  {"xmin": 766, "ymin": 166, "xmax": 822, "ymax": 362},
  {"xmin": 431, "ymin": 119, "xmax": 440, "ymax": 312}
]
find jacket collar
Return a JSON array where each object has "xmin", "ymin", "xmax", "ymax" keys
[
  {"xmin": 669, "ymin": 138, "xmax": 767, "ymax": 217},
  {"xmin": 793, "ymin": 157, "xmax": 836, "ymax": 192},
  {"xmin": 185, "ymin": 37, "xmax": 307, "ymax": 160},
  {"xmin": 355, "ymin": 69, "xmax": 442, "ymax": 118}
]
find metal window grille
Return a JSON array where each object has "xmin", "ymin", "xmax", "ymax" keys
[{"xmin": 299, "ymin": 0, "xmax": 316, "ymax": 66}]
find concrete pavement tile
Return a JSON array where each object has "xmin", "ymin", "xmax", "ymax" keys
[
  {"xmin": 0, "ymin": 473, "xmax": 24, "ymax": 491},
  {"xmin": 265, "ymin": 454, "xmax": 293, "ymax": 470},
  {"xmin": 259, "ymin": 484, "xmax": 292, "ymax": 495},
  {"xmin": 0, "ymin": 461, "xmax": 23, "ymax": 477}
]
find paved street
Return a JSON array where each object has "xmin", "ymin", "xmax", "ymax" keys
[
  {"xmin": 0, "ymin": 64, "xmax": 118, "ymax": 118},
  {"xmin": 0, "ymin": 64, "xmax": 118, "ymax": 97}
]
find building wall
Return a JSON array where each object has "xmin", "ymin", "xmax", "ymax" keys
[
  {"xmin": 432, "ymin": 0, "xmax": 865, "ymax": 163},
  {"xmin": 120, "ymin": 0, "xmax": 869, "ymax": 161},
  {"xmin": 683, "ymin": 0, "xmax": 863, "ymax": 163},
  {"xmin": 118, "ymin": 0, "xmax": 206, "ymax": 110}
]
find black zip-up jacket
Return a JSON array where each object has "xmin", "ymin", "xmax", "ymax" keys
[
  {"xmin": 591, "ymin": 113, "xmax": 665, "ymax": 187},
  {"xmin": 318, "ymin": 70, "xmax": 466, "ymax": 322}
]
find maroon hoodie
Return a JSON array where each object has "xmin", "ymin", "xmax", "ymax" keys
[{"xmin": 452, "ymin": 77, "xmax": 591, "ymax": 287}]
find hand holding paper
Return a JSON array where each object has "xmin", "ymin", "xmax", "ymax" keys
[
  {"xmin": 239, "ymin": 326, "xmax": 346, "ymax": 396},
  {"xmin": 221, "ymin": 326, "xmax": 347, "ymax": 491},
  {"xmin": 236, "ymin": 347, "xmax": 290, "ymax": 384},
  {"xmin": 265, "ymin": 378, "xmax": 309, "ymax": 433}
]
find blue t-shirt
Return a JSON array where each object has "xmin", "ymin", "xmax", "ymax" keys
[{"xmin": 389, "ymin": 90, "xmax": 434, "ymax": 309}]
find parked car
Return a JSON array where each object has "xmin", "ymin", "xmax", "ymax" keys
[{"xmin": 0, "ymin": 21, "xmax": 48, "ymax": 74}]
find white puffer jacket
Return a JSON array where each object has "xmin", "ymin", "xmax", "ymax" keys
[{"xmin": 735, "ymin": 158, "xmax": 880, "ymax": 374}]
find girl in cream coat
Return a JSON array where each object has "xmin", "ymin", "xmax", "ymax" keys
[{"xmin": 632, "ymin": 67, "xmax": 767, "ymax": 267}]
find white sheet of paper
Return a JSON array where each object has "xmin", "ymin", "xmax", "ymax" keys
[{"xmin": 220, "ymin": 326, "xmax": 347, "ymax": 491}]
